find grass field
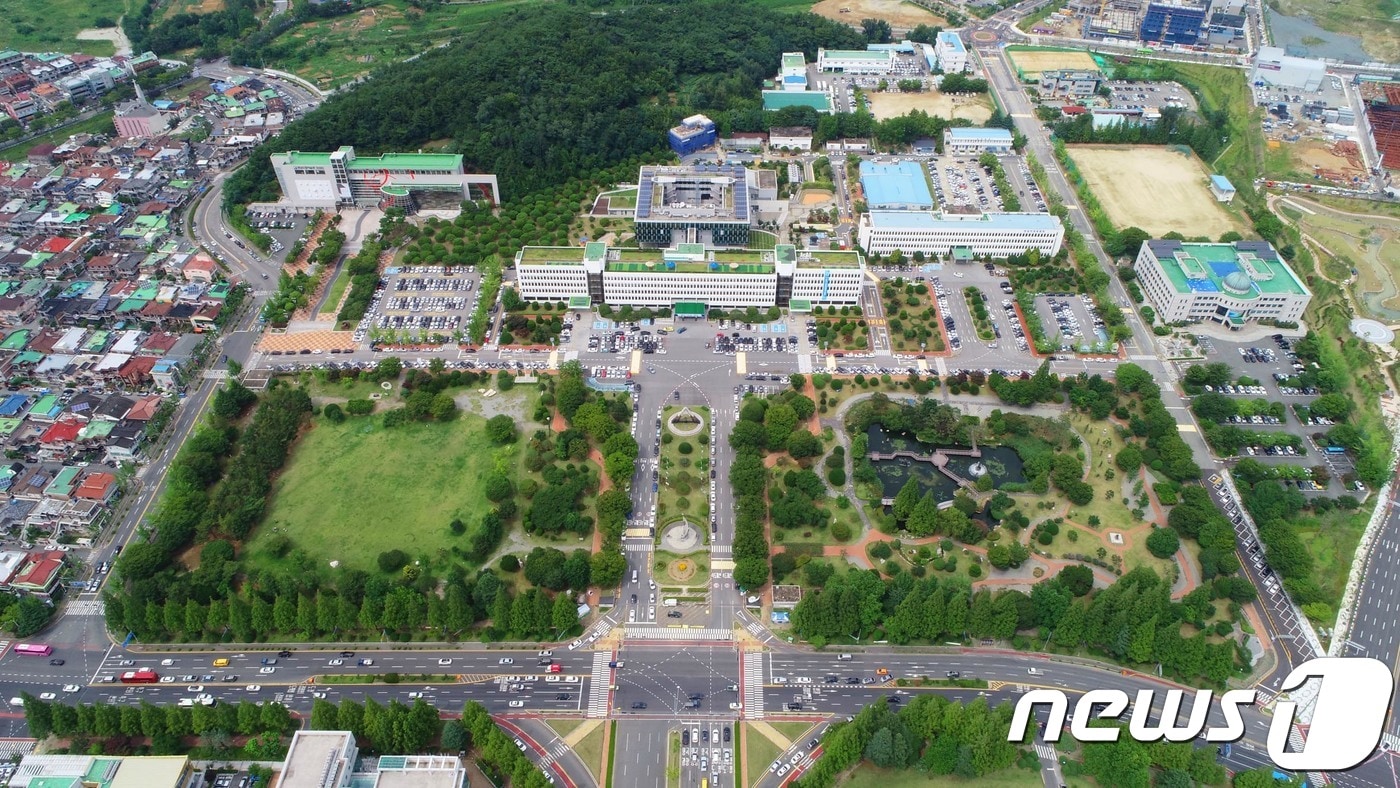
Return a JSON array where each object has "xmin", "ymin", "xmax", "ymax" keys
[
  {"xmin": 1296, "ymin": 506, "xmax": 1369, "ymax": 619},
  {"xmin": 744, "ymin": 725, "xmax": 784, "ymax": 788},
  {"xmin": 251, "ymin": 409, "xmax": 519, "ymax": 573},
  {"xmin": 768, "ymin": 721, "xmax": 812, "ymax": 741},
  {"xmin": 1278, "ymin": 196, "xmax": 1400, "ymax": 322},
  {"xmin": 1, "ymin": 0, "xmax": 128, "ymax": 55},
  {"xmin": 546, "ymin": 719, "xmax": 584, "ymax": 738},
  {"xmin": 268, "ymin": 0, "xmax": 541, "ymax": 89},
  {"xmin": 867, "ymin": 92, "xmax": 993, "ymax": 123},
  {"xmin": 1004, "ymin": 46, "xmax": 1099, "ymax": 80},
  {"xmin": 809, "ymin": 0, "xmax": 946, "ymax": 27},
  {"xmin": 1, "ymin": 113, "xmax": 116, "ymax": 164},
  {"xmin": 318, "ymin": 262, "xmax": 354, "ymax": 316},
  {"xmin": 844, "ymin": 764, "xmax": 1047, "ymax": 788},
  {"xmin": 657, "ymin": 406, "xmax": 711, "ymax": 527},
  {"xmin": 1065, "ymin": 145, "xmax": 1246, "ymax": 238},
  {"xmin": 574, "ymin": 721, "xmax": 606, "ymax": 783}
]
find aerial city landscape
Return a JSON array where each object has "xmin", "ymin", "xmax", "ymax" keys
[{"xmin": 0, "ymin": 0, "xmax": 1397, "ymax": 785}]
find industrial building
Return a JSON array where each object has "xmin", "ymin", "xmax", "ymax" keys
[
  {"xmin": 514, "ymin": 242, "xmax": 865, "ymax": 308},
  {"xmin": 857, "ymin": 211, "xmax": 1065, "ymax": 257},
  {"xmin": 817, "ymin": 48, "xmax": 897, "ymax": 74},
  {"xmin": 280, "ymin": 730, "xmax": 466, "ymax": 788},
  {"xmin": 668, "ymin": 114, "xmax": 717, "ymax": 155},
  {"xmin": 1251, "ymin": 46, "xmax": 1326, "ymax": 91},
  {"xmin": 943, "ymin": 127, "xmax": 1015, "ymax": 154},
  {"xmin": 269, "ymin": 146, "xmax": 501, "ymax": 212},
  {"xmin": 1040, "ymin": 70, "xmax": 1103, "ymax": 97},
  {"xmin": 1138, "ymin": 1, "xmax": 1207, "ymax": 45},
  {"xmin": 934, "ymin": 32, "xmax": 968, "ymax": 73},
  {"xmin": 859, "ymin": 160, "xmax": 935, "ymax": 210},
  {"xmin": 632, "ymin": 164, "xmax": 763, "ymax": 248},
  {"xmin": 1134, "ymin": 239, "xmax": 1311, "ymax": 327}
]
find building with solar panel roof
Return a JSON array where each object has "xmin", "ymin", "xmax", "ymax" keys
[{"xmin": 633, "ymin": 164, "xmax": 756, "ymax": 248}]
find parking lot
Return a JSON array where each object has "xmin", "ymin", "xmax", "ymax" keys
[
  {"xmin": 586, "ymin": 322, "xmax": 667, "ymax": 355},
  {"xmin": 354, "ymin": 265, "xmax": 482, "ymax": 344},
  {"xmin": 715, "ymin": 320, "xmax": 799, "ymax": 356},
  {"xmin": 1101, "ymin": 80, "xmax": 1199, "ymax": 114},
  {"xmin": 242, "ymin": 207, "xmax": 312, "ymax": 262},
  {"xmin": 679, "ymin": 722, "xmax": 735, "ymax": 787},
  {"xmin": 928, "ymin": 156, "xmax": 1005, "ymax": 212},
  {"xmin": 1033, "ymin": 293, "xmax": 1111, "ymax": 354},
  {"xmin": 999, "ymin": 154, "xmax": 1048, "ymax": 212}
]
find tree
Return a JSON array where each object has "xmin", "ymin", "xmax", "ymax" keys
[
  {"xmin": 485, "ymin": 415, "xmax": 517, "ymax": 444},
  {"xmin": 787, "ymin": 430, "xmax": 822, "ymax": 459},
  {"xmin": 591, "ymin": 551, "xmax": 626, "ymax": 589},
  {"xmin": 552, "ymin": 592, "xmax": 578, "ymax": 633},
  {"xmin": 1146, "ymin": 527, "xmax": 1181, "ymax": 558}
]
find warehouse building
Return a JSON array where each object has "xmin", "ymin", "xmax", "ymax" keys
[
  {"xmin": 668, "ymin": 114, "xmax": 717, "ymax": 155},
  {"xmin": 934, "ymin": 32, "xmax": 968, "ymax": 73},
  {"xmin": 859, "ymin": 160, "xmax": 934, "ymax": 210},
  {"xmin": 943, "ymin": 127, "xmax": 1015, "ymax": 153},
  {"xmin": 270, "ymin": 146, "xmax": 500, "ymax": 212},
  {"xmin": 514, "ymin": 242, "xmax": 864, "ymax": 309},
  {"xmin": 858, "ymin": 211, "xmax": 1065, "ymax": 257},
  {"xmin": 817, "ymin": 48, "xmax": 897, "ymax": 74},
  {"xmin": 1251, "ymin": 46, "xmax": 1326, "ymax": 91},
  {"xmin": 1134, "ymin": 239, "xmax": 1311, "ymax": 327}
]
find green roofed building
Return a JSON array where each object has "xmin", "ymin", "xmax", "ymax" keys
[
  {"xmin": 269, "ymin": 145, "xmax": 501, "ymax": 213},
  {"xmin": 1134, "ymin": 239, "xmax": 1311, "ymax": 328},
  {"xmin": 514, "ymin": 242, "xmax": 863, "ymax": 309}
]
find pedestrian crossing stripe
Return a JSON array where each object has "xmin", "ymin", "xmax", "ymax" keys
[
  {"xmin": 586, "ymin": 653, "xmax": 611, "ymax": 718},
  {"xmin": 1034, "ymin": 744, "xmax": 1057, "ymax": 760}
]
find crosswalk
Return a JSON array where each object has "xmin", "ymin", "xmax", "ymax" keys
[
  {"xmin": 623, "ymin": 543, "xmax": 653, "ymax": 553},
  {"xmin": 0, "ymin": 740, "xmax": 35, "ymax": 760},
  {"xmin": 1034, "ymin": 744, "xmax": 1057, "ymax": 760},
  {"xmin": 0, "ymin": 640, "xmax": 10, "ymax": 658},
  {"xmin": 542, "ymin": 742, "xmax": 572, "ymax": 765},
  {"xmin": 627, "ymin": 626, "xmax": 732, "ymax": 641},
  {"xmin": 742, "ymin": 652, "xmax": 765, "ymax": 719},
  {"xmin": 586, "ymin": 653, "xmax": 611, "ymax": 718},
  {"xmin": 66, "ymin": 601, "xmax": 105, "ymax": 616}
]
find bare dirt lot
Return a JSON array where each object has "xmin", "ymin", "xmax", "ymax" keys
[
  {"xmin": 1005, "ymin": 47, "xmax": 1100, "ymax": 80},
  {"xmin": 867, "ymin": 92, "xmax": 994, "ymax": 123},
  {"xmin": 801, "ymin": 189, "xmax": 835, "ymax": 205},
  {"xmin": 1066, "ymin": 145, "xmax": 1246, "ymax": 238},
  {"xmin": 810, "ymin": 0, "xmax": 945, "ymax": 28}
]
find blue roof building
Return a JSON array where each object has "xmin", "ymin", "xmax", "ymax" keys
[
  {"xmin": 859, "ymin": 161, "xmax": 934, "ymax": 210},
  {"xmin": 1139, "ymin": 1, "xmax": 1207, "ymax": 45},
  {"xmin": 668, "ymin": 114, "xmax": 717, "ymax": 156}
]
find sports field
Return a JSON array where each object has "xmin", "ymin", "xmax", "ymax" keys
[
  {"xmin": 1065, "ymin": 145, "xmax": 1245, "ymax": 238},
  {"xmin": 252, "ymin": 409, "xmax": 517, "ymax": 572},
  {"xmin": 1004, "ymin": 46, "xmax": 1100, "ymax": 79},
  {"xmin": 810, "ymin": 0, "xmax": 946, "ymax": 27},
  {"xmin": 867, "ymin": 92, "xmax": 994, "ymax": 123}
]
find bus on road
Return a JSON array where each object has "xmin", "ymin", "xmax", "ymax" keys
[
  {"xmin": 120, "ymin": 669, "xmax": 159, "ymax": 684},
  {"xmin": 12, "ymin": 644, "xmax": 52, "ymax": 656}
]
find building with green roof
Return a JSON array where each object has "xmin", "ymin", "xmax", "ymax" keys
[
  {"xmin": 762, "ymin": 91, "xmax": 832, "ymax": 113},
  {"xmin": 1134, "ymin": 239, "xmax": 1311, "ymax": 327},
  {"xmin": 514, "ymin": 241, "xmax": 863, "ymax": 309},
  {"xmin": 269, "ymin": 145, "xmax": 500, "ymax": 212}
]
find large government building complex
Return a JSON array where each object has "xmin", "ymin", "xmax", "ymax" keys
[
  {"xmin": 1134, "ymin": 239, "xmax": 1311, "ymax": 327},
  {"xmin": 514, "ymin": 242, "xmax": 864, "ymax": 310},
  {"xmin": 857, "ymin": 210, "xmax": 1066, "ymax": 257},
  {"xmin": 270, "ymin": 146, "xmax": 500, "ymax": 211}
]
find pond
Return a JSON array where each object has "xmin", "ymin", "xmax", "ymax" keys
[{"xmin": 866, "ymin": 425, "xmax": 1027, "ymax": 500}]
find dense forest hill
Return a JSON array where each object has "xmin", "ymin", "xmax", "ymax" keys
[{"xmin": 223, "ymin": 1, "xmax": 866, "ymax": 208}]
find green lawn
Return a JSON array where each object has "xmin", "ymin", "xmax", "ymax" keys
[
  {"xmin": 267, "ymin": 0, "xmax": 544, "ymax": 89},
  {"xmin": 1296, "ymin": 507, "xmax": 1368, "ymax": 620},
  {"xmin": 249, "ymin": 411, "xmax": 519, "ymax": 573},
  {"xmin": 1, "ymin": 0, "xmax": 127, "ymax": 56},
  {"xmin": 546, "ymin": 718, "xmax": 584, "ymax": 738},
  {"xmin": 573, "ymin": 721, "xmax": 606, "ymax": 783},
  {"xmin": 1, "ymin": 113, "xmax": 115, "ymax": 163},
  {"xmin": 744, "ymin": 725, "xmax": 783, "ymax": 788},
  {"xmin": 768, "ymin": 721, "xmax": 812, "ymax": 741},
  {"xmin": 844, "ymin": 764, "xmax": 1048, "ymax": 788},
  {"xmin": 319, "ymin": 262, "xmax": 354, "ymax": 316},
  {"xmin": 657, "ymin": 406, "xmax": 711, "ymax": 526}
]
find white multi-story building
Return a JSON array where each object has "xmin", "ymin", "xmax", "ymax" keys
[
  {"xmin": 1134, "ymin": 239, "xmax": 1311, "ymax": 327},
  {"xmin": 817, "ymin": 48, "xmax": 896, "ymax": 74},
  {"xmin": 270, "ymin": 146, "xmax": 500, "ymax": 212},
  {"xmin": 858, "ymin": 211, "xmax": 1065, "ymax": 257},
  {"xmin": 943, "ymin": 127, "xmax": 1014, "ymax": 154},
  {"xmin": 934, "ymin": 32, "xmax": 967, "ymax": 73},
  {"xmin": 1251, "ymin": 46, "xmax": 1325, "ymax": 92},
  {"xmin": 513, "ymin": 242, "xmax": 864, "ymax": 309}
]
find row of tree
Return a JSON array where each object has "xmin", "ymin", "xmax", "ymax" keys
[
  {"xmin": 24, "ymin": 694, "xmax": 292, "ymax": 756},
  {"xmin": 794, "ymin": 565, "xmax": 1244, "ymax": 685}
]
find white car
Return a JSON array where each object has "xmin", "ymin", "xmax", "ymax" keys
[
  {"xmin": 245, "ymin": 685, "xmax": 262, "ymax": 692},
  {"xmin": 499, "ymin": 658, "xmax": 514, "ymax": 665},
  {"xmin": 328, "ymin": 659, "xmax": 344, "ymax": 666},
  {"xmin": 259, "ymin": 667, "xmax": 276, "ymax": 674},
  {"xmin": 508, "ymin": 700, "xmax": 525, "ymax": 708},
  {"xmin": 313, "ymin": 691, "xmax": 327, "ymax": 699},
  {"xmin": 438, "ymin": 659, "xmax": 453, "ymax": 666},
  {"xmin": 538, "ymin": 650, "xmax": 553, "ymax": 657},
  {"xmin": 62, "ymin": 685, "xmax": 81, "ymax": 693},
  {"xmin": 159, "ymin": 676, "xmax": 175, "ymax": 684},
  {"xmin": 38, "ymin": 693, "xmax": 55, "ymax": 701},
  {"xmin": 188, "ymin": 685, "xmax": 205, "ymax": 693},
  {"xmin": 546, "ymin": 676, "xmax": 561, "ymax": 683}
]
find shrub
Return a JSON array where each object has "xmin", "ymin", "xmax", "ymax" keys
[
  {"xmin": 678, "ymin": 442, "xmax": 693, "ymax": 455},
  {"xmin": 499, "ymin": 554, "xmax": 520, "ymax": 572},
  {"xmin": 831, "ymin": 522, "xmax": 852, "ymax": 542},
  {"xmin": 377, "ymin": 549, "xmax": 410, "ymax": 573},
  {"xmin": 869, "ymin": 541, "xmax": 892, "ymax": 560}
]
